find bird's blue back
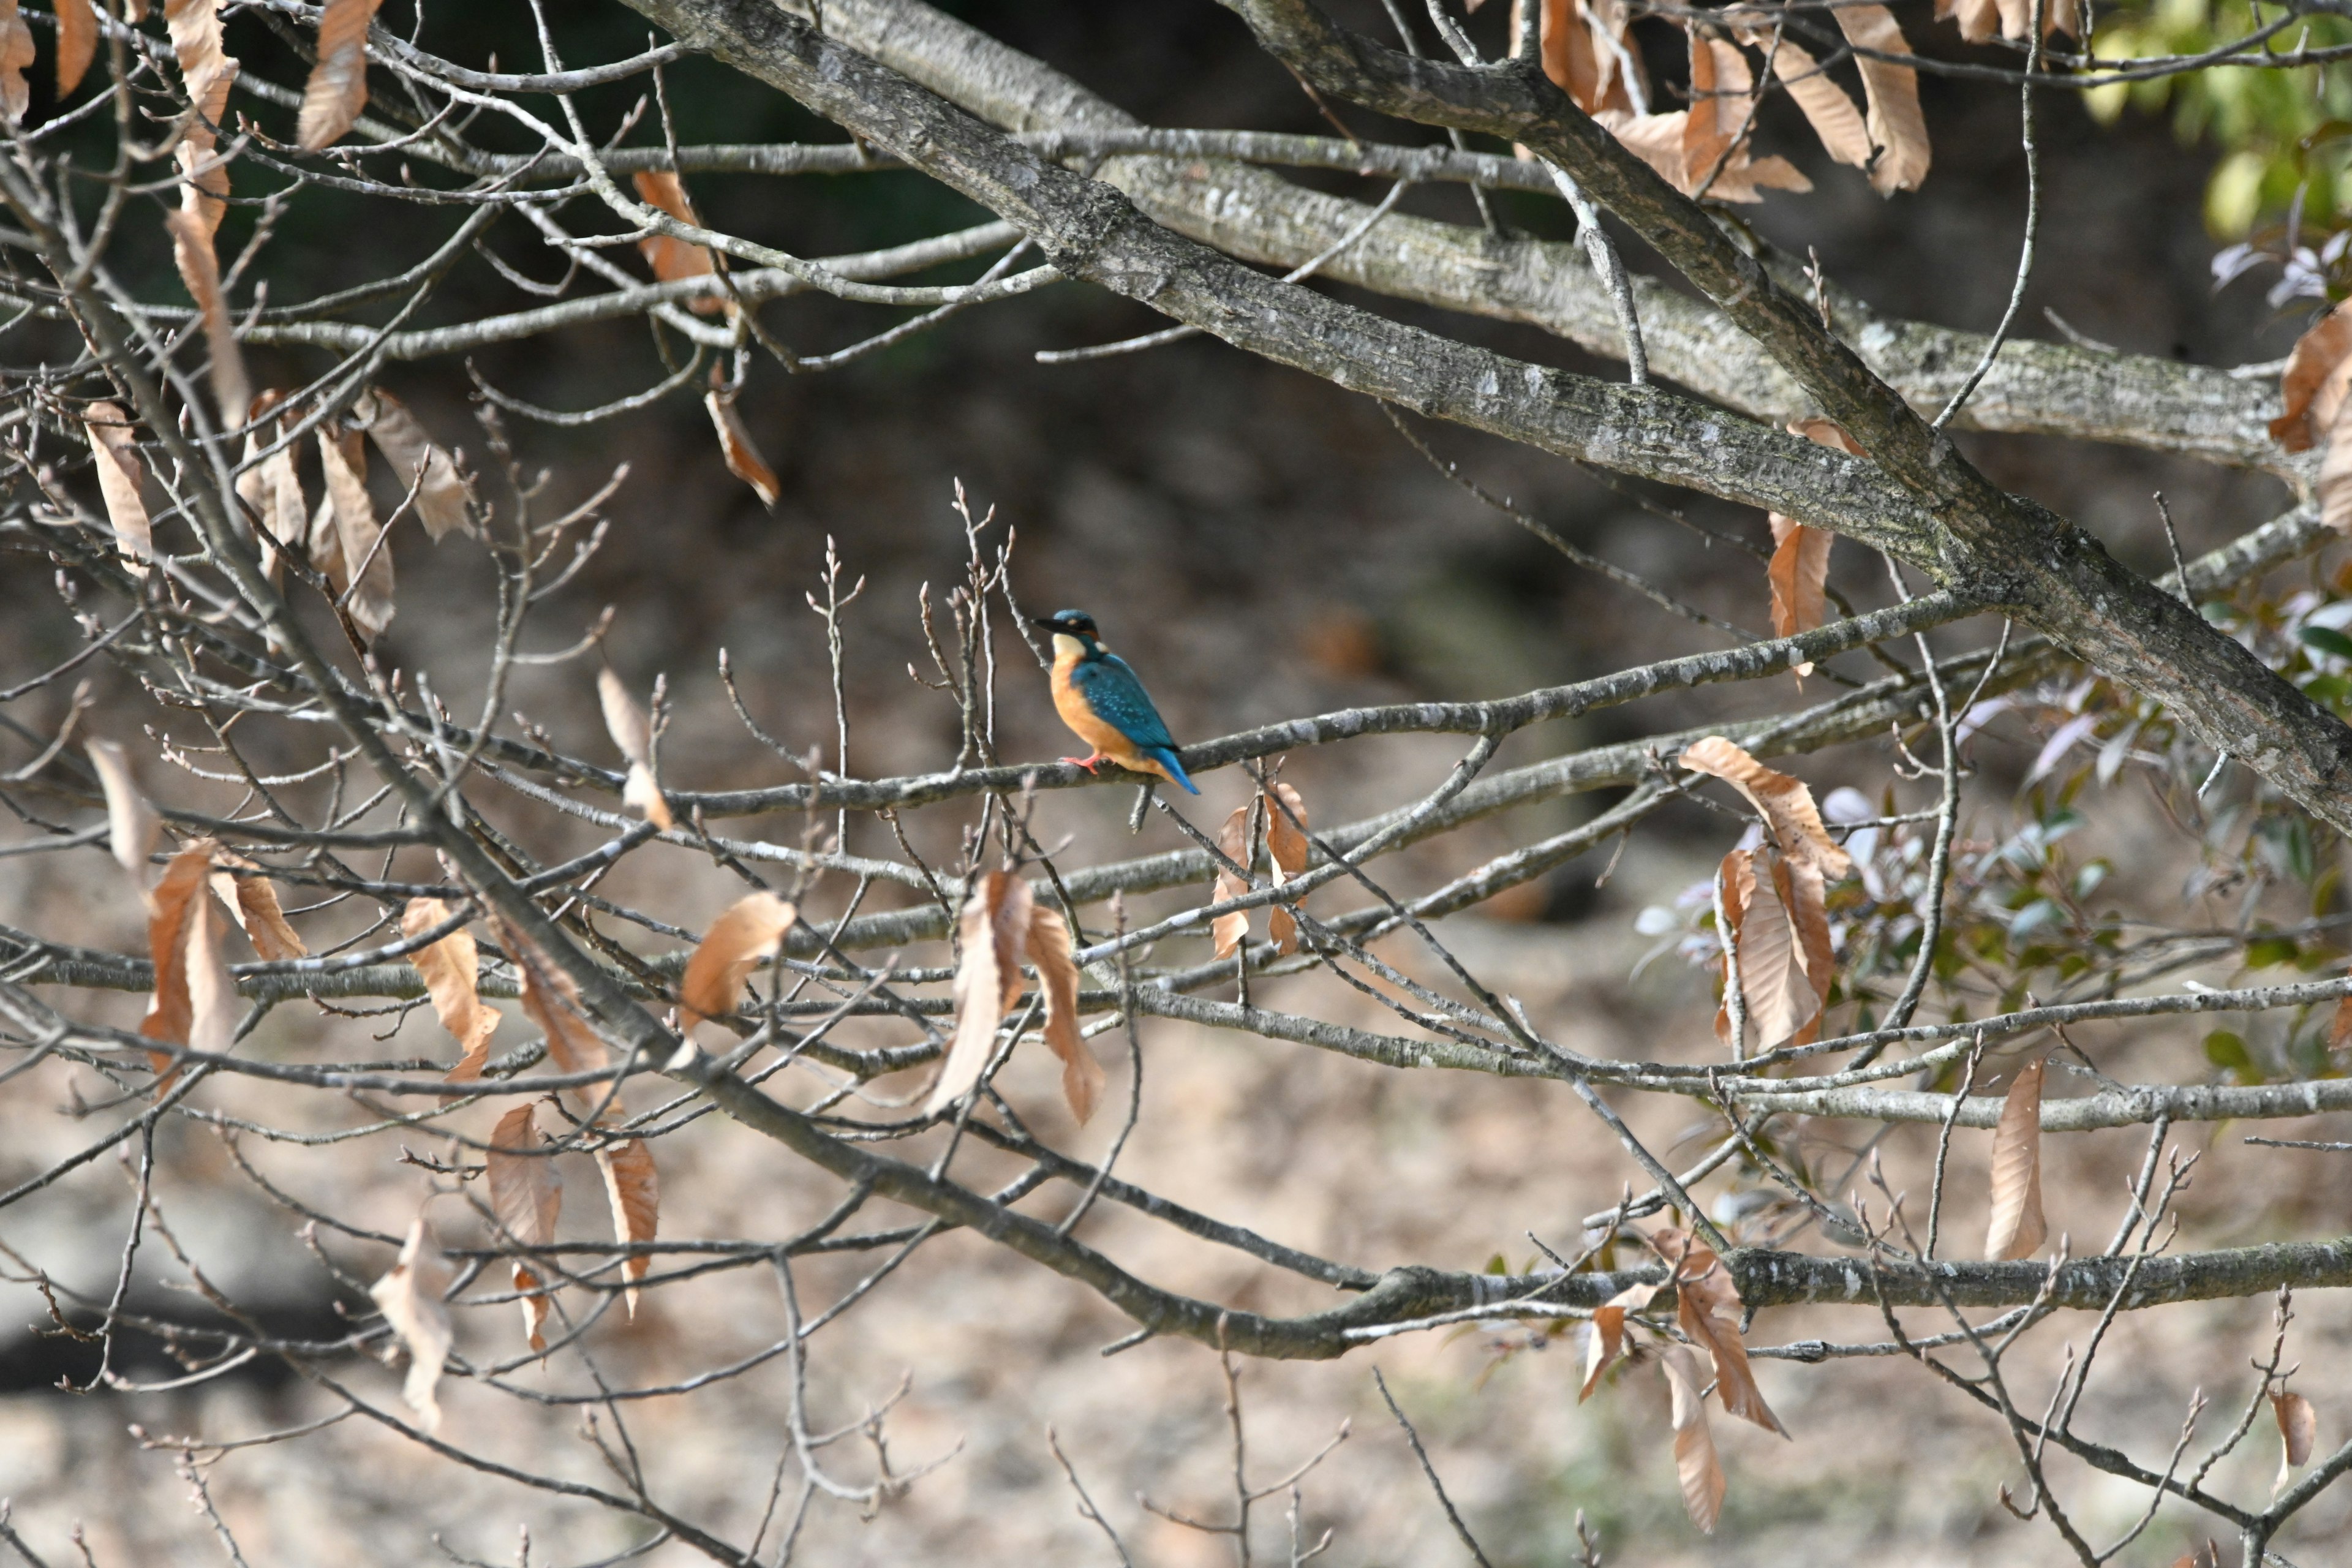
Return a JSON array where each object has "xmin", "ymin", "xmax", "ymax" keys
[{"xmin": 1072, "ymin": 653, "xmax": 1177, "ymax": 750}]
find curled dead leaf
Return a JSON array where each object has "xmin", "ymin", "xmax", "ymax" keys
[
  {"xmin": 1535, "ymin": 0, "xmax": 1644, "ymax": 116},
  {"xmin": 705, "ymin": 380, "xmax": 780, "ymax": 509},
  {"xmin": 2272, "ymin": 307, "xmax": 2352, "ymax": 454},
  {"xmin": 1210, "ymin": 801, "xmax": 1253, "ymax": 960},
  {"xmin": 1716, "ymin": 847, "xmax": 1823, "ymax": 1052},
  {"xmin": 1027, "ymin": 903, "xmax": 1102, "ymax": 1123},
  {"xmin": 317, "ymin": 426, "xmax": 394, "ymax": 641},
  {"xmin": 1660, "ymin": 1344, "xmax": 1725, "ymax": 1532},
  {"xmin": 597, "ymin": 668, "xmax": 673, "ymax": 832},
  {"xmin": 55, "ymin": 0, "xmax": 96, "ymax": 99},
  {"xmin": 2272, "ymin": 1389, "xmax": 2316, "ymax": 1494},
  {"xmin": 2329, "ymin": 993, "xmax": 2352, "ymax": 1055},
  {"xmin": 87, "ymin": 738, "xmax": 159, "ymax": 884},
  {"xmin": 633, "ymin": 171, "xmax": 726, "ymax": 314},
  {"xmin": 164, "ymin": 211, "xmax": 251, "ymax": 428},
  {"xmin": 1765, "ymin": 517, "xmax": 1831, "ymax": 674},
  {"xmin": 486, "ymin": 910, "xmax": 610, "ymax": 1080},
  {"xmin": 487, "ymin": 1104, "xmax": 562, "ymax": 1354},
  {"xmin": 403, "ymin": 897, "xmax": 499, "ymax": 1080},
  {"xmin": 1265, "ymin": 781, "xmax": 1310, "ymax": 955},
  {"xmin": 2321, "ymin": 401, "xmax": 2352, "ymax": 536},
  {"xmin": 1835, "ymin": 4, "xmax": 1930, "ymax": 195},
  {"xmin": 1756, "ymin": 34, "xmax": 1870, "ymax": 169},
  {"xmin": 209, "ymin": 853, "xmax": 307, "ymax": 962},
  {"xmin": 141, "ymin": 840, "xmax": 239, "ymax": 1084},
  {"xmin": 1985, "ymin": 1056, "xmax": 2048, "ymax": 1260},
  {"xmin": 369, "ymin": 1217, "xmax": 454, "ymax": 1432},
  {"xmin": 595, "ymin": 1138, "xmax": 658, "ymax": 1319},
  {"xmin": 925, "ymin": 870, "xmax": 1035, "ymax": 1117},
  {"xmin": 677, "ymin": 892, "xmax": 796, "ymax": 1030},
  {"xmin": 1653, "ymin": 1227, "xmax": 1787, "ymax": 1436},
  {"xmin": 1679, "ymin": 736, "xmax": 1853, "ymax": 877},
  {"xmin": 235, "ymin": 391, "xmax": 307, "ymax": 580},
  {"xmin": 353, "ymin": 388, "xmax": 473, "ymax": 540},
  {"xmin": 83, "ymin": 403, "xmax": 152, "ymax": 573},
  {"xmin": 1580, "ymin": 1280, "xmax": 1658, "ymax": 1401},
  {"xmin": 0, "ymin": 0, "xmax": 33, "ymax": 122},
  {"xmin": 297, "ymin": 0, "xmax": 381, "ymax": 150}
]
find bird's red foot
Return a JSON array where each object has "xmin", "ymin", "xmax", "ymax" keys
[{"xmin": 1060, "ymin": 753, "xmax": 1109, "ymax": 773}]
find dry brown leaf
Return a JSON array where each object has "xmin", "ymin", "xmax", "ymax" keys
[
  {"xmin": 369, "ymin": 1216, "xmax": 453, "ymax": 1432},
  {"xmin": 1766, "ymin": 517, "xmax": 1831, "ymax": 672},
  {"xmin": 0, "ymin": 0, "xmax": 32, "ymax": 122},
  {"xmin": 1990, "ymin": 0, "xmax": 2078, "ymax": 39},
  {"xmin": 486, "ymin": 911, "xmax": 609, "ymax": 1080},
  {"xmin": 1682, "ymin": 31, "xmax": 1749, "ymax": 189},
  {"xmin": 1758, "ymin": 35, "xmax": 1871, "ymax": 168},
  {"xmin": 1765, "ymin": 423, "xmax": 1857, "ymax": 667},
  {"xmin": 1210, "ymin": 801, "xmax": 1253, "ymax": 960},
  {"xmin": 2320, "ymin": 398, "xmax": 2352, "ymax": 536},
  {"xmin": 1265, "ymin": 782, "xmax": 1310, "ymax": 956},
  {"xmin": 597, "ymin": 667, "xmax": 674, "ymax": 832},
  {"xmin": 88, "ymin": 738, "xmax": 158, "ymax": 884},
  {"xmin": 1936, "ymin": 0, "xmax": 2003, "ymax": 44},
  {"xmin": 486, "ymin": 1103, "xmax": 562, "ymax": 1354},
  {"xmin": 164, "ymin": 207, "xmax": 252, "ymax": 431},
  {"xmin": 1737, "ymin": 850, "xmax": 1816, "ymax": 1049},
  {"xmin": 317, "ymin": 425, "xmax": 394, "ymax": 641},
  {"xmin": 55, "ymin": 0, "xmax": 96, "ymax": 98},
  {"xmin": 1660, "ymin": 1344, "xmax": 1725, "ymax": 1533},
  {"xmin": 1654, "ymin": 1227, "xmax": 1788, "ymax": 1437},
  {"xmin": 1027, "ymin": 903, "xmax": 1102, "ymax": 1123},
  {"xmin": 1784, "ymin": 854, "xmax": 1833, "ymax": 1012},
  {"xmin": 924, "ymin": 870, "xmax": 1035, "ymax": 1117},
  {"xmin": 2330, "ymin": 993, "xmax": 2352, "ymax": 1054},
  {"xmin": 235, "ymin": 390, "xmax": 307, "ymax": 580},
  {"xmin": 297, "ymin": 0, "xmax": 380, "ymax": 150},
  {"xmin": 632, "ymin": 170, "xmax": 725, "ymax": 314},
  {"xmin": 165, "ymin": 0, "xmax": 236, "ymax": 238},
  {"xmin": 1835, "ymin": 5, "xmax": 1929, "ymax": 195},
  {"xmin": 1579, "ymin": 1280, "xmax": 1658, "ymax": 1401},
  {"xmin": 2271, "ymin": 307, "xmax": 2352, "ymax": 453},
  {"xmin": 677, "ymin": 891, "xmax": 796, "ymax": 1030},
  {"xmin": 704, "ymin": 382, "xmax": 780, "ymax": 509},
  {"xmin": 595, "ymin": 1138, "xmax": 657, "ymax": 1319},
  {"xmin": 1679, "ymin": 736, "xmax": 1853, "ymax": 877},
  {"xmin": 1985, "ymin": 1055, "xmax": 2048, "ymax": 1259},
  {"xmin": 209, "ymin": 853, "xmax": 306, "ymax": 961},
  {"xmin": 1713, "ymin": 847, "xmax": 1749, "ymax": 1048},
  {"xmin": 141, "ymin": 840, "xmax": 239, "ymax": 1084},
  {"xmin": 353, "ymin": 387, "xmax": 473, "ymax": 540},
  {"xmin": 84, "ymin": 402, "xmax": 152, "ymax": 573},
  {"xmin": 1532, "ymin": 0, "xmax": 1644, "ymax": 116},
  {"xmin": 2272, "ymin": 1390, "xmax": 2316, "ymax": 1493},
  {"xmin": 403, "ymin": 897, "xmax": 499, "ymax": 1080}
]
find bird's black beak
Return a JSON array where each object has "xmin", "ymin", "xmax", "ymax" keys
[{"xmin": 1029, "ymin": 616, "xmax": 1061, "ymax": 633}]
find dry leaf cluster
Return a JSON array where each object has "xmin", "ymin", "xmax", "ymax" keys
[
  {"xmin": 1682, "ymin": 737, "xmax": 1851, "ymax": 1052},
  {"xmin": 1533, "ymin": 0, "xmax": 1934, "ymax": 202},
  {"xmin": 1210, "ymin": 780, "xmax": 1312, "ymax": 959},
  {"xmin": 1575, "ymin": 1226, "xmax": 1785, "ymax": 1532},
  {"xmin": 925, "ymin": 870, "xmax": 1101, "ymax": 1124}
]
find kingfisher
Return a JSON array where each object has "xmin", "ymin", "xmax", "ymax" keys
[{"xmin": 1032, "ymin": 609, "xmax": 1200, "ymax": 794}]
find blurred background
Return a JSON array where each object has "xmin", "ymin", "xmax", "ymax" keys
[{"xmin": 1, "ymin": 1, "xmax": 2346, "ymax": 1564}]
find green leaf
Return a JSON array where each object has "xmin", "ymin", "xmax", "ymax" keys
[
  {"xmin": 2204, "ymin": 1030, "xmax": 2263, "ymax": 1085},
  {"xmin": 2301, "ymin": 625, "xmax": 2352, "ymax": 660},
  {"xmin": 2246, "ymin": 936, "xmax": 2301, "ymax": 969}
]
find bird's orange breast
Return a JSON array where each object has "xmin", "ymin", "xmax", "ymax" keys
[{"xmin": 1052, "ymin": 654, "xmax": 1144, "ymax": 763}]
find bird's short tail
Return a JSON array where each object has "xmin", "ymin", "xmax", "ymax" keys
[{"xmin": 1146, "ymin": 747, "xmax": 1200, "ymax": 794}]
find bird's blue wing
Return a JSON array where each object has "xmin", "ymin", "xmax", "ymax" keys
[{"xmin": 1071, "ymin": 655, "xmax": 1177, "ymax": 750}]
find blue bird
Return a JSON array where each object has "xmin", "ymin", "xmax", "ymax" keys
[{"xmin": 1031, "ymin": 609, "xmax": 1200, "ymax": 794}]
